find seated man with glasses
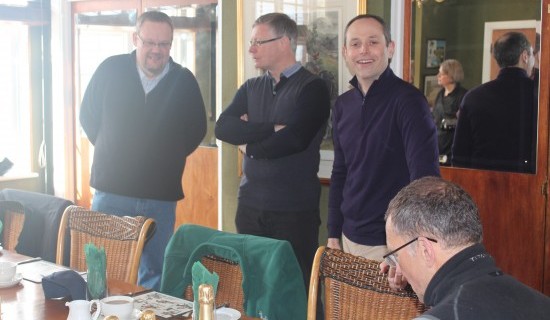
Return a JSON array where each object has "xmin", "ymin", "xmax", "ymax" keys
[{"xmin": 380, "ymin": 176, "xmax": 550, "ymax": 320}]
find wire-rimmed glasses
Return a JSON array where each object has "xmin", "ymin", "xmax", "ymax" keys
[
  {"xmin": 137, "ymin": 34, "xmax": 172, "ymax": 50},
  {"xmin": 383, "ymin": 237, "xmax": 438, "ymax": 267},
  {"xmin": 249, "ymin": 36, "xmax": 283, "ymax": 47}
]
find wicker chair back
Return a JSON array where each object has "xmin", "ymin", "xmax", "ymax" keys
[
  {"xmin": 56, "ymin": 205, "xmax": 155, "ymax": 284},
  {"xmin": 183, "ymin": 255, "xmax": 245, "ymax": 313},
  {"xmin": 0, "ymin": 200, "xmax": 25, "ymax": 251},
  {"xmin": 307, "ymin": 246, "xmax": 427, "ymax": 320}
]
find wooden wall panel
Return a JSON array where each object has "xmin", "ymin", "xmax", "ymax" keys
[
  {"xmin": 175, "ymin": 146, "xmax": 218, "ymax": 230},
  {"xmin": 441, "ymin": 168, "xmax": 545, "ymax": 291}
]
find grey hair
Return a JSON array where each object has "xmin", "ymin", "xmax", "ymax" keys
[
  {"xmin": 136, "ymin": 11, "xmax": 174, "ymax": 35},
  {"xmin": 385, "ymin": 177, "xmax": 483, "ymax": 249},
  {"xmin": 440, "ymin": 59, "xmax": 464, "ymax": 83},
  {"xmin": 253, "ymin": 12, "xmax": 298, "ymax": 51}
]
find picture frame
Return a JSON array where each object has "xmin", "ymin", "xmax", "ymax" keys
[
  {"xmin": 426, "ymin": 39, "xmax": 446, "ymax": 68},
  {"xmin": 237, "ymin": 1, "xmax": 366, "ymax": 181},
  {"xmin": 423, "ymin": 74, "xmax": 440, "ymax": 107},
  {"xmin": 482, "ymin": 20, "xmax": 539, "ymax": 83}
]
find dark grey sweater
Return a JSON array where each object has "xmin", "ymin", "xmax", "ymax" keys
[{"xmin": 215, "ymin": 67, "xmax": 330, "ymax": 211}]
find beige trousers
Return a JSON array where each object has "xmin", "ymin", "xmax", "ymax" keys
[{"xmin": 342, "ymin": 233, "xmax": 387, "ymax": 261}]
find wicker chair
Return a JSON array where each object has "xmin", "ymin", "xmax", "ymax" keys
[
  {"xmin": 307, "ymin": 246, "xmax": 427, "ymax": 320},
  {"xmin": 0, "ymin": 200, "xmax": 25, "ymax": 251},
  {"xmin": 183, "ymin": 255, "xmax": 245, "ymax": 313},
  {"xmin": 56, "ymin": 205, "xmax": 155, "ymax": 284}
]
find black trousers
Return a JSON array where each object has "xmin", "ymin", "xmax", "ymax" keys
[
  {"xmin": 235, "ymin": 203, "xmax": 320, "ymax": 289},
  {"xmin": 235, "ymin": 202, "xmax": 324, "ymax": 319}
]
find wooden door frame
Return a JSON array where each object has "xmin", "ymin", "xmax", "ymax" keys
[
  {"xmin": 403, "ymin": 0, "xmax": 550, "ymax": 293},
  {"xmin": 541, "ymin": 0, "xmax": 550, "ymax": 294}
]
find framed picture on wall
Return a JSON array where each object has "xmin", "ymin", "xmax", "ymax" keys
[
  {"xmin": 426, "ymin": 39, "xmax": 446, "ymax": 68},
  {"xmin": 482, "ymin": 20, "xmax": 539, "ymax": 83},
  {"xmin": 238, "ymin": 0, "xmax": 366, "ymax": 181},
  {"xmin": 424, "ymin": 74, "xmax": 440, "ymax": 107}
]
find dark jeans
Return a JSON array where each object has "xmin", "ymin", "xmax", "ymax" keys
[
  {"xmin": 92, "ymin": 190, "xmax": 176, "ymax": 290},
  {"xmin": 236, "ymin": 203, "xmax": 324, "ymax": 319}
]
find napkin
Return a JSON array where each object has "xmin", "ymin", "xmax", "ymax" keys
[
  {"xmin": 42, "ymin": 270, "xmax": 87, "ymax": 300},
  {"xmin": 84, "ymin": 243, "xmax": 107, "ymax": 299},
  {"xmin": 192, "ymin": 261, "xmax": 219, "ymax": 315},
  {"xmin": 0, "ymin": 219, "xmax": 3, "ymax": 239}
]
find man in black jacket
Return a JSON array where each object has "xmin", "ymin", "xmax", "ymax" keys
[
  {"xmin": 452, "ymin": 32, "xmax": 536, "ymax": 172},
  {"xmin": 381, "ymin": 177, "xmax": 550, "ymax": 320}
]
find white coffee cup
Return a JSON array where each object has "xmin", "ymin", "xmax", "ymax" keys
[
  {"xmin": 100, "ymin": 295, "xmax": 135, "ymax": 320},
  {"xmin": 0, "ymin": 261, "xmax": 16, "ymax": 282}
]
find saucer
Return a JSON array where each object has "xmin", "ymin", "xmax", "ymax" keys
[
  {"xmin": 0, "ymin": 273, "xmax": 23, "ymax": 289},
  {"xmin": 215, "ymin": 307, "xmax": 241, "ymax": 320},
  {"xmin": 100, "ymin": 309, "xmax": 141, "ymax": 320}
]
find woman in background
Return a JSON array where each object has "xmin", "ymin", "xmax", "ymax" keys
[{"xmin": 432, "ymin": 59, "xmax": 468, "ymax": 164}]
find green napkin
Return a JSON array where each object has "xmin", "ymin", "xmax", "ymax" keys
[
  {"xmin": 84, "ymin": 243, "xmax": 107, "ymax": 300},
  {"xmin": 192, "ymin": 261, "xmax": 219, "ymax": 315}
]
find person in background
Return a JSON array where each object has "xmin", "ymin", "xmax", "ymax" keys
[
  {"xmin": 327, "ymin": 14, "xmax": 439, "ymax": 261},
  {"xmin": 432, "ymin": 59, "xmax": 467, "ymax": 165},
  {"xmin": 381, "ymin": 176, "xmax": 550, "ymax": 320},
  {"xmin": 531, "ymin": 32, "xmax": 540, "ymax": 82},
  {"xmin": 79, "ymin": 11, "xmax": 207, "ymax": 290},
  {"xmin": 452, "ymin": 32, "xmax": 536, "ymax": 172},
  {"xmin": 215, "ymin": 12, "xmax": 330, "ymax": 301}
]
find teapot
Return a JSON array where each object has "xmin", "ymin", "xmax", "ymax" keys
[{"xmin": 66, "ymin": 299, "xmax": 101, "ymax": 320}]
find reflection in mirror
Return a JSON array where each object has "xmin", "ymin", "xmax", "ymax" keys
[
  {"xmin": 148, "ymin": 4, "xmax": 218, "ymax": 147},
  {"xmin": 410, "ymin": 0, "xmax": 541, "ymax": 173}
]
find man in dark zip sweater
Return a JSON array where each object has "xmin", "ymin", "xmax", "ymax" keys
[
  {"xmin": 79, "ymin": 11, "xmax": 206, "ymax": 290},
  {"xmin": 327, "ymin": 14, "xmax": 439, "ymax": 261}
]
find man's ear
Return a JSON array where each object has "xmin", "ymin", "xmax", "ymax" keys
[
  {"xmin": 132, "ymin": 32, "xmax": 138, "ymax": 47},
  {"xmin": 387, "ymin": 41, "xmax": 396, "ymax": 60},
  {"xmin": 521, "ymin": 49, "xmax": 530, "ymax": 65},
  {"xmin": 418, "ymin": 237, "xmax": 437, "ymax": 268}
]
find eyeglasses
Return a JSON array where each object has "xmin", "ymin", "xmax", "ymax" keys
[
  {"xmin": 249, "ymin": 36, "xmax": 283, "ymax": 47},
  {"xmin": 137, "ymin": 34, "xmax": 172, "ymax": 50},
  {"xmin": 383, "ymin": 237, "xmax": 438, "ymax": 267}
]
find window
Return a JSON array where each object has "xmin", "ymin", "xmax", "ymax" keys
[{"xmin": 0, "ymin": 22, "xmax": 31, "ymax": 173}]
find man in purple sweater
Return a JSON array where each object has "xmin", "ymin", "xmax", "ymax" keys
[{"xmin": 327, "ymin": 14, "xmax": 440, "ymax": 261}]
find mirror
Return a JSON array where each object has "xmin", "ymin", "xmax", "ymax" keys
[{"xmin": 410, "ymin": 0, "xmax": 541, "ymax": 173}]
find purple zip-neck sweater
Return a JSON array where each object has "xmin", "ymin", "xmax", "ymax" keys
[{"xmin": 328, "ymin": 67, "xmax": 440, "ymax": 246}]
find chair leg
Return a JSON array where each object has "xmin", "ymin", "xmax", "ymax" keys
[{"xmin": 307, "ymin": 246, "xmax": 325, "ymax": 320}]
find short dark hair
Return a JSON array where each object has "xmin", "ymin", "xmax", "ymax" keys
[
  {"xmin": 385, "ymin": 177, "xmax": 483, "ymax": 249},
  {"xmin": 254, "ymin": 13, "xmax": 298, "ymax": 50},
  {"xmin": 344, "ymin": 14, "xmax": 392, "ymax": 45},
  {"xmin": 493, "ymin": 31, "xmax": 532, "ymax": 68},
  {"xmin": 136, "ymin": 11, "xmax": 174, "ymax": 34}
]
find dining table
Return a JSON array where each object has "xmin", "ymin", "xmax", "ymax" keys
[
  {"xmin": 0, "ymin": 250, "xmax": 257, "ymax": 320},
  {"xmin": 0, "ymin": 249, "xmax": 148, "ymax": 320}
]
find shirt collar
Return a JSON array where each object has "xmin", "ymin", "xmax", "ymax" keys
[
  {"xmin": 267, "ymin": 62, "xmax": 302, "ymax": 80},
  {"xmin": 138, "ymin": 62, "xmax": 170, "ymax": 82}
]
